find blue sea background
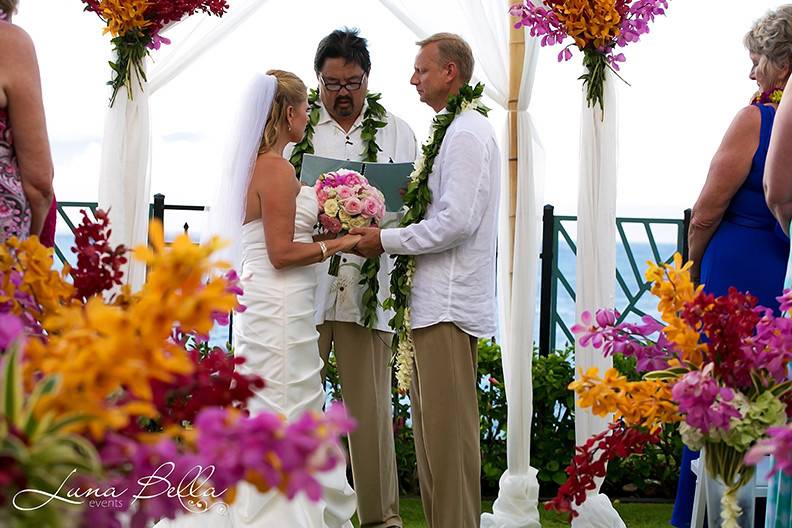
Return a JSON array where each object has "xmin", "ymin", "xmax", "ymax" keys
[{"xmin": 53, "ymin": 214, "xmax": 682, "ymax": 350}]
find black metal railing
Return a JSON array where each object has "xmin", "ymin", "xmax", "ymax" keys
[{"xmin": 55, "ymin": 193, "xmax": 205, "ymax": 265}]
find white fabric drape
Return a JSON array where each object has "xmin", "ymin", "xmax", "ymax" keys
[
  {"xmin": 97, "ymin": 0, "xmax": 270, "ymax": 289},
  {"xmin": 572, "ymin": 68, "xmax": 626, "ymax": 528},
  {"xmin": 97, "ymin": 69, "xmax": 151, "ymax": 288},
  {"xmin": 377, "ymin": 1, "xmax": 543, "ymax": 525}
]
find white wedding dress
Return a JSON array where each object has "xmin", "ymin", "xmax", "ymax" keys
[{"xmin": 156, "ymin": 186, "xmax": 356, "ymax": 527}]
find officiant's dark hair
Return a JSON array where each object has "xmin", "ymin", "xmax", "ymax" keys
[{"xmin": 314, "ymin": 28, "xmax": 371, "ymax": 75}]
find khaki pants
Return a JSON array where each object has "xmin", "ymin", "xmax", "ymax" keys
[
  {"xmin": 411, "ymin": 323, "xmax": 480, "ymax": 528},
  {"xmin": 318, "ymin": 321, "xmax": 402, "ymax": 528}
]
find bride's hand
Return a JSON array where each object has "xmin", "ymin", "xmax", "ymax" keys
[{"xmin": 337, "ymin": 234, "xmax": 362, "ymax": 253}]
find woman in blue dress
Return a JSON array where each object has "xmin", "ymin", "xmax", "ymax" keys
[{"xmin": 675, "ymin": 7, "xmax": 792, "ymax": 527}]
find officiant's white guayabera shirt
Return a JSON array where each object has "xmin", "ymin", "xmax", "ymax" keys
[
  {"xmin": 287, "ymin": 99, "xmax": 417, "ymax": 332},
  {"xmin": 380, "ymin": 109, "xmax": 500, "ymax": 338}
]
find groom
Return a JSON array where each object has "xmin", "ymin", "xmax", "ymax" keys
[
  {"xmin": 352, "ymin": 33, "xmax": 499, "ymax": 528},
  {"xmin": 287, "ymin": 28, "xmax": 417, "ymax": 528}
]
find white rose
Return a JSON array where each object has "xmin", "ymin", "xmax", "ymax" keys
[{"xmin": 324, "ymin": 199, "xmax": 339, "ymax": 217}]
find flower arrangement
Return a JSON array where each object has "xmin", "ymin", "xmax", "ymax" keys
[
  {"xmin": 314, "ymin": 168, "xmax": 385, "ymax": 276},
  {"xmin": 509, "ymin": 0, "xmax": 670, "ymax": 111},
  {"xmin": 80, "ymin": 1, "xmax": 230, "ymax": 105},
  {"xmin": 0, "ymin": 211, "xmax": 353, "ymax": 526},
  {"xmin": 552, "ymin": 254, "xmax": 792, "ymax": 527}
]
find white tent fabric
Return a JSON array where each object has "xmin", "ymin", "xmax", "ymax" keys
[
  {"xmin": 97, "ymin": 0, "xmax": 270, "ymax": 289},
  {"xmin": 377, "ymin": 1, "xmax": 543, "ymax": 525},
  {"xmin": 572, "ymin": 69, "xmax": 626, "ymax": 528}
]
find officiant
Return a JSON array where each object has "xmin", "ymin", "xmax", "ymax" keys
[{"xmin": 287, "ymin": 28, "xmax": 417, "ymax": 528}]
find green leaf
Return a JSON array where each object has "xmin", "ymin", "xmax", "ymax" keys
[{"xmin": 2, "ymin": 345, "xmax": 23, "ymax": 427}]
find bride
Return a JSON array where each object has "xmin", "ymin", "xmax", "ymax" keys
[{"xmin": 158, "ymin": 70, "xmax": 360, "ymax": 527}]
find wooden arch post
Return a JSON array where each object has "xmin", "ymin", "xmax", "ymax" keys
[{"xmin": 508, "ymin": 2, "xmax": 525, "ymax": 289}]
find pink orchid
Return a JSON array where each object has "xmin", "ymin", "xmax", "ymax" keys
[{"xmin": 745, "ymin": 424, "xmax": 792, "ymax": 476}]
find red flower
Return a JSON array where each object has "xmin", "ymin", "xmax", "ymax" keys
[
  {"xmin": 682, "ymin": 288, "xmax": 762, "ymax": 389},
  {"xmin": 145, "ymin": 0, "xmax": 229, "ymax": 32},
  {"xmin": 148, "ymin": 345, "xmax": 265, "ymax": 429},
  {"xmin": 70, "ymin": 209, "xmax": 127, "ymax": 301},
  {"xmin": 547, "ymin": 421, "xmax": 660, "ymax": 519}
]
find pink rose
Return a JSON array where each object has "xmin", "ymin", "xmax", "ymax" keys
[
  {"xmin": 362, "ymin": 198, "xmax": 380, "ymax": 219},
  {"xmin": 343, "ymin": 197, "xmax": 363, "ymax": 215},
  {"xmin": 337, "ymin": 186, "xmax": 354, "ymax": 200},
  {"xmin": 316, "ymin": 187, "xmax": 329, "ymax": 204},
  {"xmin": 319, "ymin": 214, "xmax": 342, "ymax": 234}
]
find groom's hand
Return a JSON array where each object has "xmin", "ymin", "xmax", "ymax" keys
[{"xmin": 349, "ymin": 227, "xmax": 384, "ymax": 258}]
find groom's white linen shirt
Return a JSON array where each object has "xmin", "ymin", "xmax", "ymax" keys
[
  {"xmin": 285, "ymin": 99, "xmax": 417, "ymax": 332},
  {"xmin": 379, "ymin": 109, "xmax": 500, "ymax": 338}
]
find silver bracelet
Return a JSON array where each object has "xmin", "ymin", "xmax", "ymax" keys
[{"xmin": 318, "ymin": 241, "xmax": 328, "ymax": 261}]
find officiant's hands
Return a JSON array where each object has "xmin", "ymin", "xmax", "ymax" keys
[{"xmin": 349, "ymin": 227, "xmax": 384, "ymax": 258}]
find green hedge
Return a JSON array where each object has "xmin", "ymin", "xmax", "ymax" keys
[{"xmin": 325, "ymin": 340, "xmax": 681, "ymax": 499}]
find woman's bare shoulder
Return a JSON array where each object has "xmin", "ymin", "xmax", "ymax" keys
[
  {"xmin": 250, "ymin": 154, "xmax": 298, "ymax": 191},
  {"xmin": 0, "ymin": 22, "xmax": 34, "ymax": 55},
  {"xmin": 731, "ymin": 104, "xmax": 762, "ymax": 130}
]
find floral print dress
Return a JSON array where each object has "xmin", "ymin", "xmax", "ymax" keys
[{"xmin": 0, "ymin": 107, "xmax": 31, "ymax": 241}]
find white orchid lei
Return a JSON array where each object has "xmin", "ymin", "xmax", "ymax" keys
[{"xmin": 384, "ymin": 83, "xmax": 489, "ymax": 391}]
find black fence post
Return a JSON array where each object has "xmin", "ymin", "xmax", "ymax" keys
[
  {"xmin": 682, "ymin": 208, "xmax": 692, "ymax": 262},
  {"xmin": 153, "ymin": 193, "xmax": 165, "ymax": 225},
  {"xmin": 538, "ymin": 204, "xmax": 555, "ymax": 357}
]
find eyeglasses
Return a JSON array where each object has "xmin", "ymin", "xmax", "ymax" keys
[{"xmin": 319, "ymin": 74, "xmax": 366, "ymax": 92}]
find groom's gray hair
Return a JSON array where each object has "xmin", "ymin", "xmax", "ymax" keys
[{"xmin": 417, "ymin": 33, "xmax": 474, "ymax": 85}]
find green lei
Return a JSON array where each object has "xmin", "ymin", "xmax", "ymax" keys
[
  {"xmin": 382, "ymin": 83, "xmax": 489, "ymax": 391},
  {"xmin": 289, "ymin": 89, "xmax": 388, "ymax": 328}
]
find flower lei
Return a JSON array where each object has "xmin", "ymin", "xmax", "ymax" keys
[
  {"xmin": 289, "ymin": 89, "xmax": 387, "ymax": 328},
  {"xmin": 752, "ymin": 88, "xmax": 784, "ymax": 105},
  {"xmin": 383, "ymin": 83, "xmax": 489, "ymax": 391}
]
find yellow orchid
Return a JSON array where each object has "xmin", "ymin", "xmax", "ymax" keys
[
  {"xmin": 645, "ymin": 253, "xmax": 707, "ymax": 365},
  {"xmin": 98, "ymin": 0, "xmax": 151, "ymax": 37},
  {"xmin": 552, "ymin": 0, "xmax": 622, "ymax": 50},
  {"xmin": 23, "ymin": 223, "xmax": 240, "ymax": 438},
  {"xmin": 571, "ymin": 367, "xmax": 681, "ymax": 432},
  {"xmin": 0, "ymin": 236, "xmax": 73, "ymax": 326}
]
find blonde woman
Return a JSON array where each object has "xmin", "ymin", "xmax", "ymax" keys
[
  {"xmin": 0, "ymin": 0, "xmax": 54, "ymax": 241},
  {"xmin": 676, "ymin": 7, "xmax": 792, "ymax": 527},
  {"xmin": 160, "ymin": 71, "xmax": 359, "ymax": 527}
]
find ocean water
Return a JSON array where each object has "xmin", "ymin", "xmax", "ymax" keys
[{"xmin": 53, "ymin": 230, "xmax": 681, "ymax": 349}]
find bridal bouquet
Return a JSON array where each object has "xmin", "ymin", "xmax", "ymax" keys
[
  {"xmin": 0, "ymin": 212, "xmax": 353, "ymax": 527},
  {"xmin": 315, "ymin": 168, "xmax": 385, "ymax": 276},
  {"xmin": 509, "ymin": 0, "xmax": 670, "ymax": 111},
  {"xmin": 552, "ymin": 255, "xmax": 792, "ymax": 527},
  {"xmin": 80, "ymin": 0, "xmax": 229, "ymax": 105}
]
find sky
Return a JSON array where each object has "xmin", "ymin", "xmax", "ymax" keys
[{"xmin": 13, "ymin": 0, "xmax": 787, "ymax": 232}]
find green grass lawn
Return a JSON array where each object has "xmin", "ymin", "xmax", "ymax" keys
[{"xmin": 353, "ymin": 498, "xmax": 673, "ymax": 527}]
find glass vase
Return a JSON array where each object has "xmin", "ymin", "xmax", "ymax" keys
[{"xmin": 703, "ymin": 444, "xmax": 756, "ymax": 528}]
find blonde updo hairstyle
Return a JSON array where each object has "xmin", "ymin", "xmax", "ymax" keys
[
  {"xmin": 745, "ymin": 5, "xmax": 792, "ymax": 88},
  {"xmin": 0, "ymin": 0, "xmax": 18, "ymax": 17},
  {"xmin": 259, "ymin": 69, "xmax": 307, "ymax": 154}
]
